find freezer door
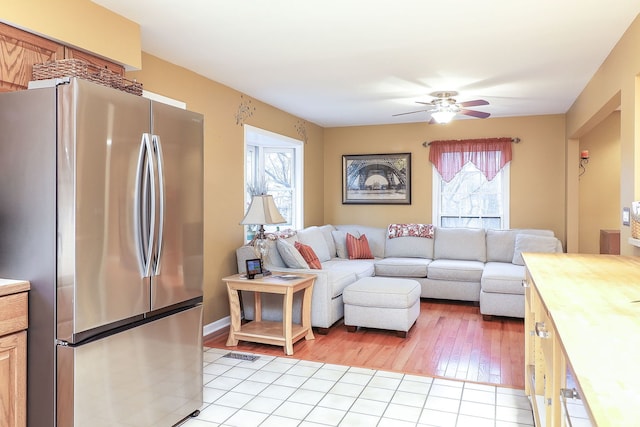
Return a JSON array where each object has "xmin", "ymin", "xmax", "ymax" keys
[
  {"xmin": 57, "ymin": 79, "xmax": 152, "ymax": 342},
  {"xmin": 149, "ymin": 102, "xmax": 203, "ymax": 310},
  {"xmin": 0, "ymin": 86, "xmax": 59, "ymax": 427},
  {"xmin": 57, "ymin": 305, "xmax": 203, "ymax": 427}
]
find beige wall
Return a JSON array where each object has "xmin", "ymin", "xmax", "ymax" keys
[
  {"xmin": 566, "ymin": 14, "xmax": 640, "ymax": 255},
  {"xmin": 0, "ymin": 0, "xmax": 140, "ymax": 68},
  {"xmin": 126, "ymin": 54, "xmax": 325, "ymax": 325},
  {"xmin": 324, "ymin": 115, "xmax": 567, "ymax": 242},
  {"xmin": 578, "ymin": 112, "xmax": 621, "ymax": 253}
]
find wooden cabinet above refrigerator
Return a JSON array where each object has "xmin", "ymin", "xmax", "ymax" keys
[{"xmin": 0, "ymin": 22, "xmax": 124, "ymax": 92}]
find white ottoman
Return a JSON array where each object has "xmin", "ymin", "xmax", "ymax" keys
[{"xmin": 343, "ymin": 277, "xmax": 421, "ymax": 338}]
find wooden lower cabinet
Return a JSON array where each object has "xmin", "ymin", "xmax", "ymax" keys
[
  {"xmin": 0, "ymin": 331, "xmax": 26, "ymax": 427},
  {"xmin": 524, "ymin": 271, "xmax": 567, "ymax": 426},
  {"xmin": 522, "ymin": 254, "xmax": 629, "ymax": 427},
  {"xmin": 0, "ymin": 281, "xmax": 29, "ymax": 427}
]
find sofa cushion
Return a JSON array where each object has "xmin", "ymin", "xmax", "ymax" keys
[
  {"xmin": 512, "ymin": 234, "xmax": 559, "ymax": 265},
  {"xmin": 276, "ymin": 238, "xmax": 309, "ymax": 269},
  {"xmin": 434, "ymin": 227, "xmax": 486, "ymax": 262},
  {"xmin": 332, "ymin": 229, "xmax": 357, "ymax": 259},
  {"xmin": 358, "ymin": 226, "xmax": 387, "ymax": 258},
  {"xmin": 318, "ymin": 224, "xmax": 337, "ymax": 258},
  {"xmin": 297, "ymin": 226, "xmax": 332, "ymax": 262},
  {"xmin": 336, "ymin": 225, "xmax": 386, "ymax": 258},
  {"xmin": 384, "ymin": 236, "xmax": 434, "ymax": 259},
  {"xmin": 294, "ymin": 241, "xmax": 321, "ymax": 269},
  {"xmin": 328, "ymin": 270, "xmax": 361, "ymax": 299},
  {"xmin": 346, "ymin": 233, "xmax": 374, "ymax": 259},
  {"xmin": 427, "ymin": 259, "xmax": 484, "ymax": 282},
  {"xmin": 323, "ymin": 258, "xmax": 375, "ymax": 279},
  {"xmin": 374, "ymin": 257, "xmax": 431, "ymax": 278},
  {"xmin": 486, "ymin": 229, "xmax": 555, "ymax": 263},
  {"xmin": 482, "ymin": 262, "xmax": 526, "ymax": 295}
]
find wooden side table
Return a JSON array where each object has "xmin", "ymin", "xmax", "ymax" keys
[{"xmin": 223, "ymin": 272, "xmax": 316, "ymax": 355}]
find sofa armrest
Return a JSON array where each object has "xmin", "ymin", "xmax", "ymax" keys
[
  {"xmin": 555, "ymin": 239, "xmax": 564, "ymax": 253},
  {"xmin": 272, "ymin": 267, "xmax": 357, "ymax": 326},
  {"xmin": 236, "ymin": 250, "xmax": 357, "ymax": 327},
  {"xmin": 237, "ymin": 243, "xmax": 359, "ymax": 327}
]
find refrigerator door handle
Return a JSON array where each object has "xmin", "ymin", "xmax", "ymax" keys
[
  {"xmin": 152, "ymin": 134, "xmax": 165, "ymax": 276},
  {"xmin": 134, "ymin": 133, "xmax": 156, "ymax": 277},
  {"xmin": 146, "ymin": 133, "xmax": 158, "ymax": 278}
]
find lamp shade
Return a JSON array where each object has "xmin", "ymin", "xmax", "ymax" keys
[{"xmin": 240, "ymin": 195, "xmax": 286, "ymax": 225}]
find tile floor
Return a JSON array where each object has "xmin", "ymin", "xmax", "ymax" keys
[{"xmin": 180, "ymin": 347, "xmax": 534, "ymax": 427}]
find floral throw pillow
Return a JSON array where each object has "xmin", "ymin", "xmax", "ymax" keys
[
  {"xmin": 294, "ymin": 241, "xmax": 322, "ymax": 269},
  {"xmin": 346, "ymin": 233, "xmax": 374, "ymax": 260}
]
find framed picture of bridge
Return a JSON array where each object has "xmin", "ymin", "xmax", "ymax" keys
[{"xmin": 342, "ymin": 152, "xmax": 411, "ymax": 204}]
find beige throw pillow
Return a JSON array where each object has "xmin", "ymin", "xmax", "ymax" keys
[{"xmin": 276, "ymin": 239, "xmax": 309, "ymax": 269}]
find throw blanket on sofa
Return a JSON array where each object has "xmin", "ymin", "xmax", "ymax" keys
[
  {"xmin": 264, "ymin": 229, "xmax": 297, "ymax": 240},
  {"xmin": 387, "ymin": 223, "xmax": 434, "ymax": 239}
]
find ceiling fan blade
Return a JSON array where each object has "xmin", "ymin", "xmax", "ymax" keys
[
  {"xmin": 458, "ymin": 99, "xmax": 489, "ymax": 107},
  {"xmin": 460, "ymin": 109, "xmax": 491, "ymax": 119},
  {"xmin": 392, "ymin": 109, "xmax": 431, "ymax": 117},
  {"xmin": 415, "ymin": 101, "xmax": 435, "ymax": 106}
]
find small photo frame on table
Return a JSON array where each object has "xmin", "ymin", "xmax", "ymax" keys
[
  {"xmin": 342, "ymin": 152, "xmax": 411, "ymax": 205},
  {"xmin": 245, "ymin": 258, "xmax": 262, "ymax": 279}
]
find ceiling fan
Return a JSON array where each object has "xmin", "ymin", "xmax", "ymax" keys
[{"xmin": 394, "ymin": 91, "xmax": 490, "ymax": 124}]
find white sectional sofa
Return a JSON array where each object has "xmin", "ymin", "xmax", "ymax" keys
[{"xmin": 235, "ymin": 224, "xmax": 563, "ymax": 332}]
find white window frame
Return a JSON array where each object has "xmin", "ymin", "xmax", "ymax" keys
[
  {"xmin": 432, "ymin": 163, "xmax": 510, "ymax": 229},
  {"xmin": 244, "ymin": 125, "xmax": 304, "ymax": 233}
]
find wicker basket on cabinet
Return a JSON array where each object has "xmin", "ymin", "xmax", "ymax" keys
[
  {"xmin": 631, "ymin": 201, "xmax": 640, "ymax": 239},
  {"xmin": 32, "ymin": 58, "xmax": 142, "ymax": 95}
]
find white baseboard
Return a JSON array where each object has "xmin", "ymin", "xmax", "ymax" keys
[{"xmin": 203, "ymin": 316, "xmax": 230, "ymax": 337}]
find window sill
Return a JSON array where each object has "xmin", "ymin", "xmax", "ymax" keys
[{"xmin": 628, "ymin": 237, "xmax": 640, "ymax": 248}]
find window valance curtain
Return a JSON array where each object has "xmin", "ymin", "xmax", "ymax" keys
[{"xmin": 428, "ymin": 137, "xmax": 512, "ymax": 182}]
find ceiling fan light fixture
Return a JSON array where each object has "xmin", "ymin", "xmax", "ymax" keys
[
  {"xmin": 431, "ymin": 110, "xmax": 457, "ymax": 124},
  {"xmin": 393, "ymin": 91, "xmax": 489, "ymax": 122}
]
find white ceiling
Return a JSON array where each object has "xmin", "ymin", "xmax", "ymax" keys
[{"xmin": 93, "ymin": 0, "xmax": 640, "ymax": 127}]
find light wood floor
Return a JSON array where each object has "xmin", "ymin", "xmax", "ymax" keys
[{"xmin": 204, "ymin": 299, "xmax": 525, "ymax": 389}]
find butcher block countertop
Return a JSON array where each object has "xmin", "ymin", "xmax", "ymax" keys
[
  {"xmin": 0, "ymin": 278, "xmax": 30, "ymax": 297},
  {"xmin": 523, "ymin": 253, "xmax": 640, "ymax": 427}
]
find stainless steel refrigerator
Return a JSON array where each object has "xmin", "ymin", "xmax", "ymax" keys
[{"xmin": 0, "ymin": 77, "xmax": 204, "ymax": 427}]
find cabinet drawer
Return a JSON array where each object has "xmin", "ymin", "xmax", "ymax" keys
[{"xmin": 0, "ymin": 292, "xmax": 28, "ymax": 336}]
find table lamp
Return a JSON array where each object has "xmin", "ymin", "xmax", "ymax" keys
[{"xmin": 240, "ymin": 194, "xmax": 286, "ymax": 275}]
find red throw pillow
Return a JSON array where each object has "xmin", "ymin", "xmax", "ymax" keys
[
  {"xmin": 346, "ymin": 233, "xmax": 374, "ymax": 259},
  {"xmin": 294, "ymin": 241, "xmax": 322, "ymax": 269}
]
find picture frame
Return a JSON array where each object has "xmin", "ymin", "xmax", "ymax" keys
[
  {"xmin": 245, "ymin": 258, "xmax": 262, "ymax": 279},
  {"xmin": 342, "ymin": 153, "xmax": 411, "ymax": 205}
]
